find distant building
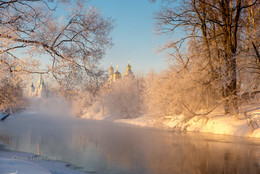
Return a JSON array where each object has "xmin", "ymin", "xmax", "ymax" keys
[
  {"xmin": 124, "ymin": 63, "xmax": 133, "ymax": 77},
  {"xmin": 108, "ymin": 65, "xmax": 114, "ymax": 84},
  {"xmin": 108, "ymin": 62, "xmax": 134, "ymax": 84},
  {"xmin": 113, "ymin": 65, "xmax": 122, "ymax": 82},
  {"xmin": 28, "ymin": 74, "xmax": 47, "ymax": 99}
]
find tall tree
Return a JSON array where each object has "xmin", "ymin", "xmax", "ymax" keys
[
  {"xmin": 155, "ymin": 0, "xmax": 259, "ymax": 114},
  {"xmin": 0, "ymin": 0, "xmax": 113, "ymax": 80},
  {"xmin": 0, "ymin": 67, "xmax": 25, "ymax": 113},
  {"xmin": 0, "ymin": 0, "xmax": 113, "ymax": 112}
]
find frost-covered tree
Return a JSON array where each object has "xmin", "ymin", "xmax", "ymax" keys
[
  {"xmin": 0, "ymin": 0, "xmax": 113, "ymax": 111},
  {"xmin": 67, "ymin": 74, "xmax": 107, "ymax": 116},
  {"xmin": 0, "ymin": 69, "xmax": 25, "ymax": 113},
  {"xmin": 0, "ymin": 0, "xmax": 113, "ymax": 81},
  {"xmin": 144, "ymin": 64, "xmax": 220, "ymax": 118},
  {"xmin": 102, "ymin": 76, "xmax": 145, "ymax": 119},
  {"xmin": 154, "ymin": 0, "xmax": 259, "ymax": 114},
  {"xmin": 239, "ymin": 1, "xmax": 260, "ymax": 100}
]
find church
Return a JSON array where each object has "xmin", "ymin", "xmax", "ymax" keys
[
  {"xmin": 107, "ymin": 63, "xmax": 134, "ymax": 84},
  {"xmin": 28, "ymin": 74, "xmax": 47, "ymax": 99}
]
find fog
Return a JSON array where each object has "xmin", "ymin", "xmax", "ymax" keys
[{"xmin": 1, "ymin": 99, "xmax": 260, "ymax": 174}]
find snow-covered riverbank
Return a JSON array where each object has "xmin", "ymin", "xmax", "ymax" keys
[
  {"xmin": 115, "ymin": 114, "xmax": 260, "ymax": 137},
  {"xmin": 82, "ymin": 105, "xmax": 260, "ymax": 138},
  {"xmin": 0, "ymin": 145, "xmax": 85, "ymax": 174}
]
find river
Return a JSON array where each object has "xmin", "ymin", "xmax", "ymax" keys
[{"xmin": 1, "ymin": 113, "xmax": 260, "ymax": 174}]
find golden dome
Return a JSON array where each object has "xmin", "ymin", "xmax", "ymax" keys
[
  {"xmin": 113, "ymin": 66, "xmax": 122, "ymax": 81},
  {"xmin": 109, "ymin": 66, "xmax": 114, "ymax": 71},
  {"xmin": 113, "ymin": 71, "xmax": 122, "ymax": 78},
  {"xmin": 126, "ymin": 64, "xmax": 131, "ymax": 70},
  {"xmin": 124, "ymin": 63, "xmax": 133, "ymax": 76},
  {"xmin": 114, "ymin": 71, "xmax": 120, "ymax": 75}
]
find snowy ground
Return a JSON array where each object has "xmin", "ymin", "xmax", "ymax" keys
[
  {"xmin": 0, "ymin": 145, "xmax": 85, "ymax": 174},
  {"xmin": 82, "ymin": 105, "xmax": 260, "ymax": 139}
]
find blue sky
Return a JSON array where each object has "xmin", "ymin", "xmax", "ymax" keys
[
  {"xmin": 88, "ymin": 0, "xmax": 169, "ymax": 74},
  {"xmin": 35, "ymin": 0, "xmax": 171, "ymax": 78},
  {"xmin": 26, "ymin": 0, "xmax": 175, "ymax": 88}
]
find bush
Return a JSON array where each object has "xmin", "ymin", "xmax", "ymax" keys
[
  {"xmin": 144, "ymin": 67, "xmax": 221, "ymax": 117},
  {"xmin": 0, "ymin": 77, "xmax": 25, "ymax": 113},
  {"xmin": 102, "ymin": 76, "xmax": 144, "ymax": 119}
]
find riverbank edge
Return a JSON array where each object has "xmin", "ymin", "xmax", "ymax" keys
[{"xmin": 82, "ymin": 113, "xmax": 260, "ymax": 139}]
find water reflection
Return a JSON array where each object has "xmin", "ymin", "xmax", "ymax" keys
[{"xmin": 1, "ymin": 114, "xmax": 260, "ymax": 174}]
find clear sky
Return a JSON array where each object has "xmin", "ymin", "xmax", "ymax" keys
[
  {"xmin": 88, "ymin": 0, "xmax": 169, "ymax": 74},
  {"xmin": 25, "ymin": 0, "xmax": 173, "ymax": 89},
  {"xmin": 32, "ymin": 0, "xmax": 171, "ymax": 84}
]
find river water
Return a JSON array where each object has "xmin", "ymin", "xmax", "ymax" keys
[{"xmin": 1, "ymin": 113, "xmax": 260, "ymax": 174}]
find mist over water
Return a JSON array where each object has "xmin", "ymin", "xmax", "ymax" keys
[{"xmin": 1, "ymin": 99, "xmax": 260, "ymax": 174}]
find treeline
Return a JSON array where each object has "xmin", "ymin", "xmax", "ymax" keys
[
  {"xmin": 152, "ymin": 0, "xmax": 260, "ymax": 115},
  {"xmin": 74, "ymin": 0, "xmax": 260, "ymax": 119},
  {"xmin": 1, "ymin": 0, "xmax": 260, "ymax": 120}
]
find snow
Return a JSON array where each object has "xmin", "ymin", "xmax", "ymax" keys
[
  {"xmin": 0, "ymin": 158, "xmax": 51, "ymax": 174},
  {"xmin": 249, "ymin": 128, "xmax": 260, "ymax": 138},
  {"xmin": 82, "ymin": 105, "xmax": 260, "ymax": 139},
  {"xmin": 82, "ymin": 111, "xmax": 105, "ymax": 120},
  {"xmin": 0, "ymin": 148, "xmax": 85, "ymax": 174},
  {"xmin": 115, "ymin": 115, "xmax": 157, "ymax": 127},
  {"xmin": 199, "ymin": 116, "xmax": 251, "ymax": 136}
]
